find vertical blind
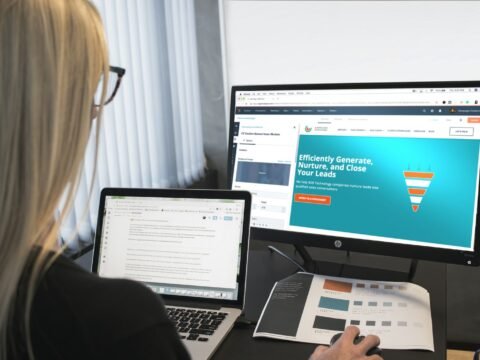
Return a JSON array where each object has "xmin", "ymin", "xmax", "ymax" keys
[{"xmin": 60, "ymin": 0, "xmax": 205, "ymax": 250}]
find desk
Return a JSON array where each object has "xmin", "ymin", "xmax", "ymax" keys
[{"xmin": 213, "ymin": 248, "xmax": 446, "ymax": 360}]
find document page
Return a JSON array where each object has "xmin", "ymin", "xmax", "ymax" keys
[
  {"xmin": 98, "ymin": 196, "xmax": 245, "ymax": 295},
  {"xmin": 254, "ymin": 272, "xmax": 434, "ymax": 351}
]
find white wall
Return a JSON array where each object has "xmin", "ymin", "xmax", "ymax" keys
[{"xmin": 220, "ymin": 0, "xmax": 480, "ymax": 125}]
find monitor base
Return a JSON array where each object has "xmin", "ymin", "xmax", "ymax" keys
[{"xmin": 292, "ymin": 244, "xmax": 418, "ymax": 282}]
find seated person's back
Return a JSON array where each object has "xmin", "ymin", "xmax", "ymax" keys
[{"xmin": 14, "ymin": 253, "xmax": 189, "ymax": 359}]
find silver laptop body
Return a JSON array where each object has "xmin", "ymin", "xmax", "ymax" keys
[{"xmin": 92, "ymin": 188, "xmax": 251, "ymax": 360}]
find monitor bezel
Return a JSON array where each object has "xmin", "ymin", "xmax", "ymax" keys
[
  {"xmin": 92, "ymin": 188, "xmax": 252, "ymax": 308},
  {"xmin": 227, "ymin": 81, "xmax": 480, "ymax": 266}
]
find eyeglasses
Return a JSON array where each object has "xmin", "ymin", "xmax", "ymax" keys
[{"xmin": 93, "ymin": 65, "xmax": 126, "ymax": 107}]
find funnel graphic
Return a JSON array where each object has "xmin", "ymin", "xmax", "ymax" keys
[{"xmin": 403, "ymin": 171, "xmax": 434, "ymax": 212}]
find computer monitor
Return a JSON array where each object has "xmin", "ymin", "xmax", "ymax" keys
[{"xmin": 228, "ymin": 82, "xmax": 480, "ymax": 266}]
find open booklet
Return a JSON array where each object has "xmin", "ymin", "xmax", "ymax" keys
[{"xmin": 253, "ymin": 272, "xmax": 434, "ymax": 351}]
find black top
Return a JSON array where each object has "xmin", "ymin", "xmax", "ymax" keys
[{"xmin": 22, "ymin": 254, "xmax": 190, "ymax": 359}]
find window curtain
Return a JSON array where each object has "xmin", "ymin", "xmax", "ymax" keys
[{"xmin": 60, "ymin": 0, "xmax": 205, "ymax": 250}]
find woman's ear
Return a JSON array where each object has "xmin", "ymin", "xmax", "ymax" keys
[{"xmin": 90, "ymin": 105, "xmax": 99, "ymax": 121}]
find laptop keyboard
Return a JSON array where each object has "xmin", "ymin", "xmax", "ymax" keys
[{"xmin": 166, "ymin": 307, "xmax": 228, "ymax": 342}]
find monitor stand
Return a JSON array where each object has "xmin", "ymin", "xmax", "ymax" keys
[{"xmin": 272, "ymin": 244, "xmax": 418, "ymax": 282}]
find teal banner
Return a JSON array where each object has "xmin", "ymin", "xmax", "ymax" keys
[{"xmin": 290, "ymin": 135, "xmax": 480, "ymax": 249}]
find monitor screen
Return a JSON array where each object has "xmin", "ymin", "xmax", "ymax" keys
[{"xmin": 228, "ymin": 82, "xmax": 480, "ymax": 265}]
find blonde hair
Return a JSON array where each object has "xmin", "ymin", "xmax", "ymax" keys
[{"xmin": 0, "ymin": 0, "xmax": 109, "ymax": 358}]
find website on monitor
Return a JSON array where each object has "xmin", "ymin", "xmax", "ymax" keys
[{"xmin": 231, "ymin": 87, "xmax": 480, "ymax": 251}]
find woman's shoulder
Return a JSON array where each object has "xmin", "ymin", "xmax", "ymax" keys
[
  {"xmin": 48, "ymin": 255, "xmax": 163, "ymax": 304},
  {"xmin": 32, "ymin": 254, "xmax": 173, "ymax": 354},
  {"xmin": 37, "ymin": 253, "xmax": 170, "ymax": 324}
]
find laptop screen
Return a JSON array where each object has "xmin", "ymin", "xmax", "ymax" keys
[{"xmin": 96, "ymin": 195, "xmax": 246, "ymax": 301}]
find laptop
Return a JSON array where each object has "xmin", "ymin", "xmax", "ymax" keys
[{"xmin": 92, "ymin": 188, "xmax": 251, "ymax": 360}]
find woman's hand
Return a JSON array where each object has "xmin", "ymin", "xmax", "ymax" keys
[{"xmin": 309, "ymin": 326, "xmax": 383, "ymax": 360}]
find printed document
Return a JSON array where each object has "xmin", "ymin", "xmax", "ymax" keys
[{"xmin": 254, "ymin": 272, "xmax": 434, "ymax": 351}]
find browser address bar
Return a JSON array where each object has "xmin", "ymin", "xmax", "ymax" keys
[
  {"xmin": 244, "ymin": 100, "xmax": 435, "ymax": 106},
  {"xmin": 241, "ymin": 92, "xmax": 440, "ymax": 105}
]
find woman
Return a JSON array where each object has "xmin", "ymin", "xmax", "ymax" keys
[{"xmin": 0, "ymin": 0, "xmax": 381, "ymax": 359}]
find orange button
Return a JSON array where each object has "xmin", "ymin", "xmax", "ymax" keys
[
  {"xmin": 294, "ymin": 193, "xmax": 331, "ymax": 206},
  {"xmin": 468, "ymin": 117, "xmax": 480, "ymax": 123}
]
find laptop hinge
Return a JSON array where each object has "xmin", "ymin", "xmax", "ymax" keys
[{"xmin": 164, "ymin": 298, "xmax": 222, "ymax": 310}]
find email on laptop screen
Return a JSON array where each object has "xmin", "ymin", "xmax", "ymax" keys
[{"xmin": 97, "ymin": 196, "xmax": 246, "ymax": 301}]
